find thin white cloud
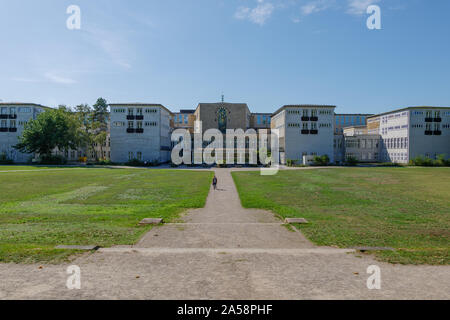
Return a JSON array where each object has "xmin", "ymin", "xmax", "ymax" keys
[
  {"xmin": 44, "ymin": 72, "xmax": 77, "ymax": 85},
  {"xmin": 301, "ymin": 0, "xmax": 335, "ymax": 16},
  {"xmin": 234, "ymin": 0, "xmax": 275, "ymax": 26},
  {"xmin": 347, "ymin": 0, "xmax": 381, "ymax": 15}
]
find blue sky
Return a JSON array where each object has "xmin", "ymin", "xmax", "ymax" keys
[{"xmin": 0, "ymin": 0, "xmax": 449, "ymax": 114}]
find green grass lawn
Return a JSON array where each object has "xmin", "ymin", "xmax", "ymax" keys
[
  {"xmin": 232, "ymin": 168, "xmax": 450, "ymax": 265},
  {"xmin": 0, "ymin": 167, "xmax": 213, "ymax": 263}
]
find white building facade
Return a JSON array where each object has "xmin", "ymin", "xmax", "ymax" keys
[
  {"xmin": 272, "ymin": 105, "xmax": 336, "ymax": 165},
  {"xmin": 369, "ymin": 107, "xmax": 450, "ymax": 164},
  {"xmin": 109, "ymin": 103, "xmax": 173, "ymax": 163}
]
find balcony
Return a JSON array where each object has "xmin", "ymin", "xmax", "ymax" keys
[
  {"xmin": 433, "ymin": 131, "xmax": 442, "ymax": 136},
  {"xmin": 301, "ymin": 116, "xmax": 310, "ymax": 121},
  {"xmin": 0, "ymin": 115, "xmax": 7, "ymax": 119},
  {"xmin": 136, "ymin": 128, "xmax": 144, "ymax": 133},
  {"xmin": 425, "ymin": 118, "xmax": 433, "ymax": 122},
  {"xmin": 434, "ymin": 118, "xmax": 442, "ymax": 123},
  {"xmin": 9, "ymin": 127, "xmax": 17, "ymax": 132},
  {"xmin": 8, "ymin": 114, "xmax": 17, "ymax": 119},
  {"xmin": 301, "ymin": 129, "xmax": 310, "ymax": 134},
  {"xmin": 127, "ymin": 128, "xmax": 136, "ymax": 133},
  {"xmin": 0, "ymin": 127, "xmax": 8, "ymax": 132},
  {"xmin": 310, "ymin": 116, "xmax": 318, "ymax": 122},
  {"xmin": 310, "ymin": 130, "xmax": 319, "ymax": 135},
  {"xmin": 425, "ymin": 130, "xmax": 433, "ymax": 135},
  {"xmin": 135, "ymin": 115, "xmax": 144, "ymax": 120},
  {"xmin": 126, "ymin": 115, "xmax": 136, "ymax": 120}
]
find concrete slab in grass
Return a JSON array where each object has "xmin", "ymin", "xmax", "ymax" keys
[
  {"xmin": 139, "ymin": 218, "xmax": 164, "ymax": 225},
  {"xmin": 55, "ymin": 245, "xmax": 100, "ymax": 250},
  {"xmin": 285, "ymin": 218, "xmax": 308, "ymax": 224}
]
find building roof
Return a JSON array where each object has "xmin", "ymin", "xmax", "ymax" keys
[
  {"xmin": 0, "ymin": 102, "xmax": 52, "ymax": 109},
  {"xmin": 367, "ymin": 106, "xmax": 450, "ymax": 119},
  {"xmin": 109, "ymin": 103, "xmax": 173, "ymax": 115},
  {"xmin": 272, "ymin": 104, "xmax": 336, "ymax": 116},
  {"xmin": 335, "ymin": 113, "xmax": 374, "ymax": 116}
]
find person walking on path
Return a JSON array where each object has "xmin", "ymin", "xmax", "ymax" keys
[{"xmin": 212, "ymin": 175, "xmax": 218, "ymax": 190}]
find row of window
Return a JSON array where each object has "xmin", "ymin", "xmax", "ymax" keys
[
  {"xmin": 335, "ymin": 116, "xmax": 367, "ymax": 126},
  {"xmin": 113, "ymin": 121, "xmax": 158, "ymax": 128},
  {"xmin": 113, "ymin": 108, "xmax": 158, "ymax": 115},
  {"xmin": 0, "ymin": 120, "xmax": 18, "ymax": 128},
  {"xmin": 0, "ymin": 107, "xmax": 33, "ymax": 114},
  {"xmin": 288, "ymin": 123, "xmax": 331, "ymax": 129},
  {"xmin": 385, "ymin": 137, "xmax": 408, "ymax": 149},
  {"xmin": 174, "ymin": 114, "xmax": 189, "ymax": 124},
  {"xmin": 425, "ymin": 123, "xmax": 442, "ymax": 131},
  {"xmin": 381, "ymin": 125, "xmax": 408, "ymax": 134},
  {"xmin": 287, "ymin": 109, "xmax": 320, "ymax": 117},
  {"xmin": 346, "ymin": 139, "xmax": 379, "ymax": 149}
]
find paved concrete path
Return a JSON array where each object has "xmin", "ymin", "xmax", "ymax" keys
[{"xmin": 1, "ymin": 169, "xmax": 449, "ymax": 300}]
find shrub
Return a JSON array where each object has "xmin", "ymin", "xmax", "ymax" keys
[
  {"xmin": 286, "ymin": 159, "xmax": 297, "ymax": 167},
  {"xmin": 313, "ymin": 155, "xmax": 330, "ymax": 166},
  {"xmin": 410, "ymin": 154, "xmax": 450, "ymax": 167},
  {"xmin": 0, "ymin": 153, "xmax": 14, "ymax": 165},
  {"xmin": 378, "ymin": 162, "xmax": 402, "ymax": 167},
  {"xmin": 125, "ymin": 158, "xmax": 145, "ymax": 167},
  {"xmin": 39, "ymin": 155, "xmax": 67, "ymax": 165},
  {"xmin": 346, "ymin": 156, "xmax": 358, "ymax": 166},
  {"xmin": 95, "ymin": 159, "xmax": 115, "ymax": 165}
]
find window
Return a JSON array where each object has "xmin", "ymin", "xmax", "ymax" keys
[
  {"xmin": 311, "ymin": 110, "xmax": 317, "ymax": 117},
  {"xmin": 303, "ymin": 109, "xmax": 309, "ymax": 117},
  {"xmin": 137, "ymin": 108, "xmax": 143, "ymax": 116},
  {"xmin": 302, "ymin": 123, "xmax": 308, "ymax": 130},
  {"xmin": 128, "ymin": 108, "xmax": 134, "ymax": 116},
  {"xmin": 184, "ymin": 115, "xmax": 188, "ymax": 124},
  {"xmin": 128, "ymin": 121, "xmax": 134, "ymax": 128},
  {"xmin": 18, "ymin": 107, "xmax": 31, "ymax": 113},
  {"xmin": 145, "ymin": 108, "xmax": 157, "ymax": 113},
  {"xmin": 128, "ymin": 152, "xmax": 134, "ymax": 160},
  {"xmin": 113, "ymin": 121, "xmax": 125, "ymax": 127},
  {"xmin": 10, "ymin": 120, "xmax": 16, "ymax": 128},
  {"xmin": 137, "ymin": 152, "xmax": 142, "ymax": 161},
  {"xmin": 113, "ymin": 108, "xmax": 126, "ymax": 113},
  {"xmin": 311, "ymin": 123, "xmax": 317, "ymax": 130},
  {"xmin": 1, "ymin": 107, "xmax": 7, "ymax": 115},
  {"xmin": 1, "ymin": 120, "xmax": 7, "ymax": 127},
  {"xmin": 257, "ymin": 115, "xmax": 261, "ymax": 125},
  {"xmin": 10, "ymin": 107, "xmax": 16, "ymax": 115},
  {"xmin": 137, "ymin": 121, "xmax": 143, "ymax": 129}
]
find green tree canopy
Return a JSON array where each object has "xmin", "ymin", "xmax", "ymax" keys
[{"xmin": 14, "ymin": 108, "xmax": 82, "ymax": 157}]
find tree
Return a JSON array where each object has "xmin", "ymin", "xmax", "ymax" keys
[
  {"xmin": 92, "ymin": 97, "xmax": 109, "ymax": 130},
  {"xmin": 92, "ymin": 98, "xmax": 109, "ymax": 160},
  {"xmin": 14, "ymin": 108, "xmax": 81, "ymax": 159}
]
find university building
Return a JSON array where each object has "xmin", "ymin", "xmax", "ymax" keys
[{"xmin": 1, "ymin": 101, "xmax": 449, "ymax": 165}]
